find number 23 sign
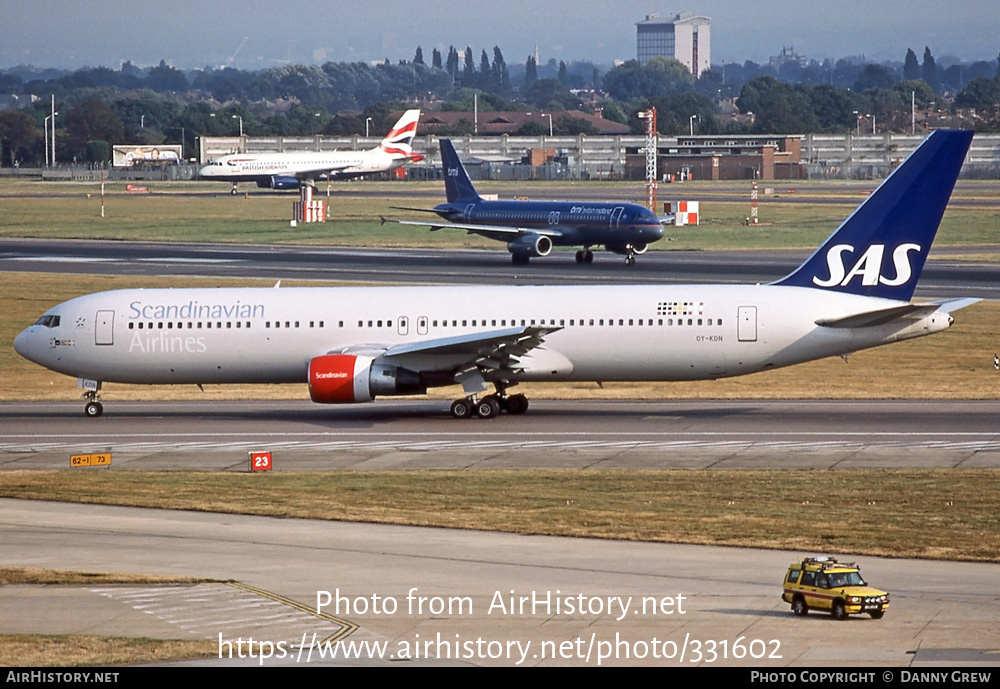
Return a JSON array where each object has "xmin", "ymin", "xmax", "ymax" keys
[{"xmin": 249, "ymin": 451, "xmax": 272, "ymax": 472}]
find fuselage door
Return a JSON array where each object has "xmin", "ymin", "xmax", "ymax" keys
[
  {"xmin": 96, "ymin": 310, "xmax": 115, "ymax": 346},
  {"xmin": 397, "ymin": 316, "xmax": 409, "ymax": 336},
  {"xmin": 737, "ymin": 306, "xmax": 757, "ymax": 342},
  {"xmin": 610, "ymin": 206, "xmax": 625, "ymax": 228},
  {"xmin": 417, "ymin": 316, "xmax": 428, "ymax": 336}
]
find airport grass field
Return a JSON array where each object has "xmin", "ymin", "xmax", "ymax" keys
[{"xmin": 2, "ymin": 177, "xmax": 1000, "ymax": 252}]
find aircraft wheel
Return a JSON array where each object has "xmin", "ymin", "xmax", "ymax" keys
[
  {"xmin": 575, "ymin": 250, "xmax": 584, "ymax": 263},
  {"xmin": 584, "ymin": 250, "xmax": 594, "ymax": 263},
  {"xmin": 625, "ymin": 255, "xmax": 636, "ymax": 266},
  {"xmin": 450, "ymin": 399, "xmax": 473, "ymax": 419},
  {"xmin": 504, "ymin": 394, "xmax": 529, "ymax": 415},
  {"xmin": 511, "ymin": 253, "xmax": 530, "ymax": 265},
  {"xmin": 474, "ymin": 396, "xmax": 500, "ymax": 419},
  {"xmin": 84, "ymin": 401, "xmax": 104, "ymax": 418},
  {"xmin": 230, "ymin": 187, "xmax": 238, "ymax": 196}
]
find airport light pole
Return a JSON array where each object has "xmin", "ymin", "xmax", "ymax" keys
[
  {"xmin": 167, "ymin": 127, "xmax": 186, "ymax": 160},
  {"xmin": 232, "ymin": 115, "xmax": 244, "ymax": 137},
  {"xmin": 44, "ymin": 112, "xmax": 58, "ymax": 167},
  {"xmin": 50, "ymin": 95, "xmax": 57, "ymax": 166},
  {"xmin": 853, "ymin": 110, "xmax": 860, "ymax": 137},
  {"xmin": 689, "ymin": 114, "xmax": 698, "ymax": 136},
  {"xmin": 541, "ymin": 113, "xmax": 553, "ymax": 136},
  {"xmin": 365, "ymin": 117, "xmax": 372, "ymax": 137}
]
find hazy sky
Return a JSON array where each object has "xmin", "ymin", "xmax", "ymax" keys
[{"xmin": 1, "ymin": 0, "xmax": 997, "ymax": 71}]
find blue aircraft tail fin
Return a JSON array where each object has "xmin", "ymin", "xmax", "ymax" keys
[
  {"xmin": 440, "ymin": 138, "xmax": 481, "ymax": 203},
  {"xmin": 775, "ymin": 130, "xmax": 973, "ymax": 301}
]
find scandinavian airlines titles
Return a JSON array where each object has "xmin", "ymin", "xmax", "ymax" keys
[{"xmin": 128, "ymin": 300, "xmax": 266, "ymax": 321}]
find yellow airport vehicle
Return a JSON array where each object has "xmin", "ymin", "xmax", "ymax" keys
[{"xmin": 782, "ymin": 556, "xmax": 889, "ymax": 620}]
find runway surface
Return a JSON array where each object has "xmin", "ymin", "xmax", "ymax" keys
[
  {"xmin": 3, "ymin": 400, "xmax": 999, "ymax": 470},
  {"xmin": 2, "ymin": 238, "xmax": 999, "ymax": 299},
  {"xmin": 3, "ymin": 498, "xmax": 999, "ymax": 667}
]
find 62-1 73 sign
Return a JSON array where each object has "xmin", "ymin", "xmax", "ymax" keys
[{"xmin": 248, "ymin": 451, "xmax": 272, "ymax": 472}]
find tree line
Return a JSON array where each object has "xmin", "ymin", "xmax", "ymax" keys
[{"xmin": 1, "ymin": 44, "xmax": 998, "ymax": 166}]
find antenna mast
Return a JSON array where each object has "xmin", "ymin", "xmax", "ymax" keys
[{"xmin": 638, "ymin": 108, "xmax": 657, "ymax": 211}]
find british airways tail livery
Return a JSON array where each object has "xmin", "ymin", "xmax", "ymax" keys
[
  {"xmin": 15, "ymin": 131, "xmax": 976, "ymax": 419},
  {"xmin": 198, "ymin": 110, "xmax": 422, "ymax": 194},
  {"xmin": 385, "ymin": 138, "xmax": 666, "ymax": 265}
]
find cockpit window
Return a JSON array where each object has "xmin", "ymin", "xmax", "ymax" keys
[{"xmin": 33, "ymin": 315, "xmax": 60, "ymax": 328}]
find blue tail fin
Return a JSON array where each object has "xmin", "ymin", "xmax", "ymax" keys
[
  {"xmin": 440, "ymin": 138, "xmax": 481, "ymax": 203},
  {"xmin": 775, "ymin": 130, "xmax": 973, "ymax": 301}
]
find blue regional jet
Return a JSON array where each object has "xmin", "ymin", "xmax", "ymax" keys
[{"xmin": 385, "ymin": 139, "xmax": 666, "ymax": 265}]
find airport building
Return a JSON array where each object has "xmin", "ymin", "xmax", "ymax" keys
[
  {"xmin": 636, "ymin": 12, "xmax": 711, "ymax": 77},
  {"xmin": 628, "ymin": 135, "xmax": 807, "ymax": 181}
]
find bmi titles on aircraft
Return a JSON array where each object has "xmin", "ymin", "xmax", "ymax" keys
[{"xmin": 569, "ymin": 206, "xmax": 615, "ymax": 215}]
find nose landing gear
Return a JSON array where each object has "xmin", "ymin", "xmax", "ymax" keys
[{"xmin": 82, "ymin": 384, "xmax": 104, "ymax": 418}]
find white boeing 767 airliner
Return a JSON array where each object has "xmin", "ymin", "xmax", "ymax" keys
[{"xmin": 15, "ymin": 131, "xmax": 977, "ymax": 419}]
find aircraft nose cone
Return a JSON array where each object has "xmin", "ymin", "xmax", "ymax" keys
[{"xmin": 13, "ymin": 328, "xmax": 32, "ymax": 361}]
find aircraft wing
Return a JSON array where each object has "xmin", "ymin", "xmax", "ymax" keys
[
  {"xmin": 815, "ymin": 298, "xmax": 981, "ymax": 328},
  {"xmin": 382, "ymin": 325, "xmax": 560, "ymax": 368},
  {"xmin": 328, "ymin": 325, "xmax": 560, "ymax": 370},
  {"xmin": 282, "ymin": 163, "xmax": 355, "ymax": 180},
  {"xmin": 386, "ymin": 218, "xmax": 563, "ymax": 240}
]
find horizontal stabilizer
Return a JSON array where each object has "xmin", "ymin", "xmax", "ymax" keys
[
  {"xmin": 816, "ymin": 297, "xmax": 981, "ymax": 328},
  {"xmin": 388, "ymin": 206, "xmax": 441, "ymax": 214}
]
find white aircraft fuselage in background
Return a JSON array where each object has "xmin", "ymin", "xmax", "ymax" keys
[
  {"xmin": 198, "ymin": 109, "xmax": 422, "ymax": 192},
  {"xmin": 15, "ymin": 131, "xmax": 977, "ymax": 419}
]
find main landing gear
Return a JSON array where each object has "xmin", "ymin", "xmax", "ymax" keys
[
  {"xmin": 450, "ymin": 392, "xmax": 529, "ymax": 419},
  {"xmin": 574, "ymin": 248, "xmax": 594, "ymax": 264}
]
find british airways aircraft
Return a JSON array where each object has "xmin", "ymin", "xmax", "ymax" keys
[
  {"xmin": 198, "ymin": 110, "xmax": 423, "ymax": 194},
  {"xmin": 385, "ymin": 138, "xmax": 666, "ymax": 264},
  {"xmin": 15, "ymin": 131, "xmax": 976, "ymax": 420}
]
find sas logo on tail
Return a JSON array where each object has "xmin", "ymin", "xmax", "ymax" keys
[{"xmin": 813, "ymin": 243, "xmax": 921, "ymax": 288}]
